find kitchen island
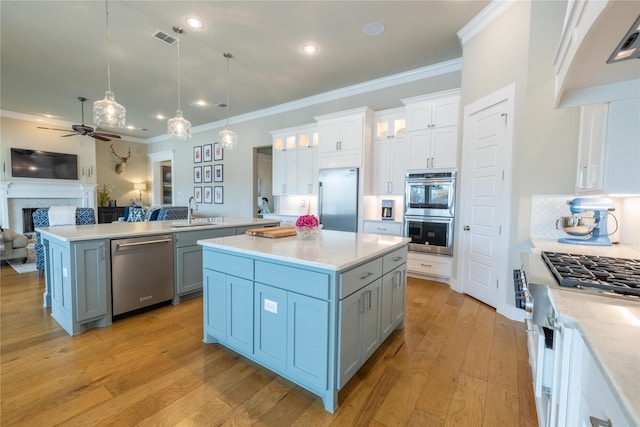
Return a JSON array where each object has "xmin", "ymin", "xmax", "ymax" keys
[
  {"xmin": 36, "ymin": 217, "xmax": 279, "ymax": 335},
  {"xmin": 198, "ymin": 230, "xmax": 410, "ymax": 412}
]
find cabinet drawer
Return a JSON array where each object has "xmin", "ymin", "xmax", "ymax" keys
[
  {"xmin": 363, "ymin": 221, "xmax": 403, "ymax": 236},
  {"xmin": 203, "ymin": 250, "xmax": 254, "ymax": 280},
  {"xmin": 339, "ymin": 258, "xmax": 383, "ymax": 299},
  {"xmin": 383, "ymin": 247, "xmax": 407, "ymax": 275},
  {"xmin": 255, "ymin": 261, "xmax": 329, "ymax": 300},
  {"xmin": 407, "ymin": 252, "xmax": 452, "ymax": 278}
]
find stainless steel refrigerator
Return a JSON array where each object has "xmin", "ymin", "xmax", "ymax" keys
[{"xmin": 318, "ymin": 168, "xmax": 358, "ymax": 232}]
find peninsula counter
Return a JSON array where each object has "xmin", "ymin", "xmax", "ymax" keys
[
  {"xmin": 198, "ymin": 230, "xmax": 410, "ymax": 412},
  {"xmin": 36, "ymin": 217, "xmax": 279, "ymax": 335}
]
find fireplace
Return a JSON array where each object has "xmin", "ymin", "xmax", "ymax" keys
[
  {"xmin": 22, "ymin": 208, "xmax": 45, "ymax": 234},
  {"xmin": 1, "ymin": 181, "xmax": 96, "ymax": 234}
]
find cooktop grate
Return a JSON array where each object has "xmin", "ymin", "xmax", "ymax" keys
[{"xmin": 541, "ymin": 251, "xmax": 640, "ymax": 298}]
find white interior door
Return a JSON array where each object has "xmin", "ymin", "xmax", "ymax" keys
[{"xmin": 458, "ymin": 85, "xmax": 514, "ymax": 309}]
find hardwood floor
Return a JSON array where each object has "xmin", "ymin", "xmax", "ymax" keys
[{"xmin": 0, "ymin": 264, "xmax": 537, "ymax": 426}]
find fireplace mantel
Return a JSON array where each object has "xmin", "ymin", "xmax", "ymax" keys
[{"xmin": 0, "ymin": 180, "xmax": 96, "ymax": 230}]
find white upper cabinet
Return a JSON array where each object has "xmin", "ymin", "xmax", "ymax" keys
[
  {"xmin": 272, "ymin": 124, "xmax": 319, "ymax": 196},
  {"xmin": 576, "ymin": 98, "xmax": 640, "ymax": 195},
  {"xmin": 295, "ymin": 127, "xmax": 318, "ymax": 195},
  {"xmin": 373, "ymin": 108, "xmax": 406, "ymax": 141},
  {"xmin": 371, "ymin": 108, "xmax": 409, "ymax": 195},
  {"xmin": 403, "ymin": 91, "xmax": 460, "ymax": 131},
  {"xmin": 407, "ymin": 124, "xmax": 458, "ymax": 170},
  {"xmin": 272, "ymin": 133, "xmax": 297, "ymax": 196},
  {"xmin": 315, "ymin": 107, "xmax": 373, "ymax": 169}
]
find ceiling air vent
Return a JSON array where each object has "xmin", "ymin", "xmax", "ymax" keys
[
  {"xmin": 152, "ymin": 30, "xmax": 178, "ymax": 46},
  {"xmin": 607, "ymin": 15, "xmax": 640, "ymax": 63}
]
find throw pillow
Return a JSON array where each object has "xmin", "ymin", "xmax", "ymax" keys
[{"xmin": 126, "ymin": 207, "xmax": 145, "ymax": 222}]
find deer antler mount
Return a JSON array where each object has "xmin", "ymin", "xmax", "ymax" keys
[{"xmin": 111, "ymin": 145, "xmax": 131, "ymax": 175}]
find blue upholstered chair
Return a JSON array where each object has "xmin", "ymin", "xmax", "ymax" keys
[
  {"xmin": 33, "ymin": 207, "xmax": 96, "ymax": 276},
  {"xmin": 157, "ymin": 206, "xmax": 188, "ymax": 221}
]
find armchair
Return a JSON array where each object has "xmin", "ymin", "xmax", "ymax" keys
[
  {"xmin": 33, "ymin": 207, "xmax": 96, "ymax": 276},
  {"xmin": 156, "ymin": 206, "xmax": 188, "ymax": 221},
  {"xmin": 1, "ymin": 227, "xmax": 29, "ymax": 263}
]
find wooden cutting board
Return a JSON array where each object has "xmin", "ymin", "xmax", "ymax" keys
[{"xmin": 245, "ymin": 225, "xmax": 297, "ymax": 238}]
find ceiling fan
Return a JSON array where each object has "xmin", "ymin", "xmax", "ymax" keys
[{"xmin": 38, "ymin": 97, "xmax": 122, "ymax": 142}]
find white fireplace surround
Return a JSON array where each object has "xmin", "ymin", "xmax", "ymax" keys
[{"xmin": 1, "ymin": 181, "xmax": 96, "ymax": 233}]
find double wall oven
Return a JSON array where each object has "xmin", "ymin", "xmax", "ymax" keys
[{"xmin": 403, "ymin": 169, "xmax": 455, "ymax": 255}]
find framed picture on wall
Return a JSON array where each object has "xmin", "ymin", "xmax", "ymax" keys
[
  {"xmin": 214, "ymin": 142, "xmax": 223, "ymax": 161},
  {"xmin": 214, "ymin": 164, "xmax": 223, "ymax": 182},
  {"xmin": 214, "ymin": 186, "xmax": 223, "ymax": 204},
  {"xmin": 193, "ymin": 166, "xmax": 202, "ymax": 183},
  {"xmin": 203, "ymin": 165, "xmax": 212, "ymax": 183},
  {"xmin": 204, "ymin": 186, "xmax": 212, "ymax": 204},
  {"xmin": 203, "ymin": 144, "xmax": 212, "ymax": 162},
  {"xmin": 193, "ymin": 146, "xmax": 202, "ymax": 163},
  {"xmin": 194, "ymin": 186, "xmax": 202, "ymax": 203}
]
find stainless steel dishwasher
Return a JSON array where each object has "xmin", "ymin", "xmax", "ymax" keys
[{"xmin": 111, "ymin": 234, "xmax": 174, "ymax": 316}]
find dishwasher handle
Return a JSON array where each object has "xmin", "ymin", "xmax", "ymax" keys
[{"xmin": 116, "ymin": 238, "xmax": 172, "ymax": 249}]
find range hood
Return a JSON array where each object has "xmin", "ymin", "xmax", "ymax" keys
[{"xmin": 554, "ymin": 0, "xmax": 640, "ymax": 108}]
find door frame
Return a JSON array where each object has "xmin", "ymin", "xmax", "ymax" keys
[
  {"xmin": 453, "ymin": 83, "xmax": 515, "ymax": 318},
  {"xmin": 148, "ymin": 150, "xmax": 175, "ymax": 206}
]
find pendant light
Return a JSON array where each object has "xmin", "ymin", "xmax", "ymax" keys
[
  {"xmin": 93, "ymin": 0, "xmax": 126, "ymax": 128},
  {"xmin": 167, "ymin": 26, "xmax": 192, "ymax": 140},
  {"xmin": 219, "ymin": 53, "xmax": 237, "ymax": 149}
]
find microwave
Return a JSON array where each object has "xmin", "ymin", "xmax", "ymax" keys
[{"xmin": 404, "ymin": 216, "xmax": 454, "ymax": 255}]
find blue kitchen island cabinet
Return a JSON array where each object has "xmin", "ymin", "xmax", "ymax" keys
[{"xmin": 199, "ymin": 230, "xmax": 409, "ymax": 412}]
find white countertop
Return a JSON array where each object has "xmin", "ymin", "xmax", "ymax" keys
[
  {"xmin": 521, "ymin": 252, "xmax": 640, "ymax": 424},
  {"xmin": 199, "ymin": 230, "xmax": 410, "ymax": 271},
  {"xmin": 36, "ymin": 217, "xmax": 279, "ymax": 242},
  {"xmin": 531, "ymin": 238, "xmax": 640, "ymax": 259}
]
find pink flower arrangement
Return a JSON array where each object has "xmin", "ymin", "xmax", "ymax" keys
[{"xmin": 296, "ymin": 214, "xmax": 319, "ymax": 228}]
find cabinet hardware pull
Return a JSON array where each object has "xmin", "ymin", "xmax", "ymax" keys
[
  {"xmin": 360, "ymin": 272, "xmax": 373, "ymax": 280},
  {"xmin": 376, "ymin": 228, "xmax": 387, "ymax": 231},
  {"xmin": 367, "ymin": 290, "xmax": 372, "ymax": 309},
  {"xmin": 420, "ymin": 263, "xmax": 432, "ymax": 268},
  {"xmin": 392, "ymin": 256, "xmax": 402, "ymax": 261},
  {"xmin": 589, "ymin": 416, "xmax": 612, "ymax": 427},
  {"xmin": 336, "ymin": 141, "xmax": 339, "ymax": 151},
  {"xmin": 117, "ymin": 238, "xmax": 172, "ymax": 249}
]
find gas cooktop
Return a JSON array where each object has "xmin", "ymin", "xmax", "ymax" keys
[{"xmin": 541, "ymin": 251, "xmax": 640, "ymax": 299}]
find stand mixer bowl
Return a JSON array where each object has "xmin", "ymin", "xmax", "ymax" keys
[{"xmin": 555, "ymin": 216, "xmax": 597, "ymax": 236}]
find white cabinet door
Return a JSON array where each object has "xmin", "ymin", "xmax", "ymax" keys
[
  {"xmin": 372, "ymin": 140, "xmax": 391, "ymax": 194},
  {"xmin": 405, "ymin": 95, "xmax": 460, "ymax": 131},
  {"xmin": 431, "ymin": 126, "xmax": 458, "ymax": 169},
  {"xmin": 432, "ymin": 96, "xmax": 460, "ymax": 128},
  {"xmin": 339, "ymin": 114, "xmax": 365, "ymax": 152},
  {"xmin": 576, "ymin": 103, "xmax": 607, "ymax": 193},
  {"xmin": 407, "ymin": 127, "xmax": 457, "ymax": 170},
  {"xmin": 296, "ymin": 145, "xmax": 317, "ymax": 194},
  {"xmin": 390, "ymin": 137, "xmax": 410, "ymax": 193}
]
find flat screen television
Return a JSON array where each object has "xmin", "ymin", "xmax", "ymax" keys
[{"xmin": 11, "ymin": 148, "xmax": 78, "ymax": 180}]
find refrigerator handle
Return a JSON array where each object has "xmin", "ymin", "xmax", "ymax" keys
[{"xmin": 318, "ymin": 182, "xmax": 323, "ymax": 223}]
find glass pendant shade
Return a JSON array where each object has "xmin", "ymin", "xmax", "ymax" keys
[
  {"xmin": 93, "ymin": 90, "xmax": 126, "ymax": 128},
  {"xmin": 219, "ymin": 128, "xmax": 237, "ymax": 149},
  {"xmin": 167, "ymin": 109, "xmax": 192, "ymax": 140}
]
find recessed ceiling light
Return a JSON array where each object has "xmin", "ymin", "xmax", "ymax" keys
[
  {"xmin": 156, "ymin": 114, "xmax": 165, "ymax": 120},
  {"xmin": 363, "ymin": 22, "xmax": 385, "ymax": 36},
  {"xmin": 42, "ymin": 113, "xmax": 55, "ymax": 118},
  {"xmin": 126, "ymin": 125, "xmax": 136, "ymax": 130},
  {"xmin": 302, "ymin": 44, "xmax": 318, "ymax": 54},
  {"xmin": 185, "ymin": 17, "xmax": 203, "ymax": 29},
  {"xmin": 190, "ymin": 100, "xmax": 207, "ymax": 107}
]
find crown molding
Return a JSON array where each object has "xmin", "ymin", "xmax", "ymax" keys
[
  {"xmin": 147, "ymin": 58, "xmax": 463, "ymax": 144},
  {"xmin": 457, "ymin": 0, "xmax": 517, "ymax": 46}
]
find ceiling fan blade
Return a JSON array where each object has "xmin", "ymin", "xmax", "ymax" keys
[
  {"xmin": 37, "ymin": 126, "xmax": 71, "ymax": 132},
  {"xmin": 92, "ymin": 132, "xmax": 121, "ymax": 139},
  {"xmin": 92, "ymin": 134, "xmax": 111, "ymax": 142},
  {"xmin": 61, "ymin": 133, "xmax": 78, "ymax": 138}
]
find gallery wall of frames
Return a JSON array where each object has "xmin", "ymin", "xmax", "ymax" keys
[{"xmin": 193, "ymin": 142, "xmax": 224, "ymax": 204}]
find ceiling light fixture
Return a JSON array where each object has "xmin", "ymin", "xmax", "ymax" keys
[
  {"xmin": 219, "ymin": 52, "xmax": 237, "ymax": 149},
  {"xmin": 185, "ymin": 17, "xmax": 203, "ymax": 29},
  {"xmin": 363, "ymin": 22, "xmax": 385, "ymax": 37},
  {"xmin": 302, "ymin": 44, "xmax": 318, "ymax": 54},
  {"xmin": 167, "ymin": 26, "xmax": 192, "ymax": 140},
  {"xmin": 93, "ymin": 0, "xmax": 126, "ymax": 128}
]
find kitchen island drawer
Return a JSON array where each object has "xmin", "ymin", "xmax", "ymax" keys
[
  {"xmin": 203, "ymin": 249, "xmax": 254, "ymax": 280},
  {"xmin": 339, "ymin": 258, "xmax": 383, "ymax": 299},
  {"xmin": 382, "ymin": 247, "xmax": 407, "ymax": 274},
  {"xmin": 255, "ymin": 261, "xmax": 329, "ymax": 300}
]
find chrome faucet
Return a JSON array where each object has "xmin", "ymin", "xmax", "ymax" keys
[{"xmin": 187, "ymin": 196, "xmax": 198, "ymax": 224}]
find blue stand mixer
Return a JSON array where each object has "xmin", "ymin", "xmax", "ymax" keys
[{"xmin": 556, "ymin": 198, "xmax": 616, "ymax": 246}]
